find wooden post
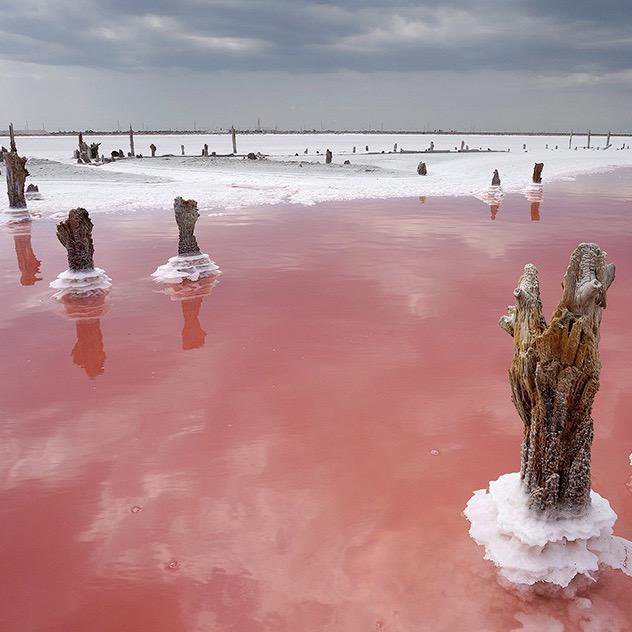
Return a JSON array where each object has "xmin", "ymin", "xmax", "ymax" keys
[
  {"xmin": 393, "ymin": 143, "xmax": 397, "ymax": 152},
  {"xmin": 499, "ymin": 244, "xmax": 615, "ymax": 514},
  {"xmin": 181, "ymin": 145, "xmax": 185, "ymax": 156},
  {"xmin": 569, "ymin": 131, "xmax": 573, "ymax": 149},
  {"xmin": 491, "ymin": 169, "xmax": 500, "ymax": 186},
  {"xmin": 150, "ymin": 143, "xmax": 156, "ymax": 157},
  {"xmin": 56, "ymin": 208, "xmax": 95, "ymax": 271},
  {"xmin": 4, "ymin": 124, "xmax": 29, "ymax": 209},
  {"xmin": 325, "ymin": 149, "xmax": 332, "ymax": 164},
  {"xmin": 231, "ymin": 126, "xmax": 237, "ymax": 154},
  {"xmin": 532, "ymin": 162, "xmax": 544, "ymax": 184},
  {"xmin": 605, "ymin": 131, "xmax": 611, "ymax": 149},
  {"xmin": 587, "ymin": 130, "xmax": 591, "ymax": 148},
  {"xmin": 417, "ymin": 161, "xmax": 427, "ymax": 175},
  {"xmin": 129, "ymin": 125, "xmax": 135, "ymax": 157},
  {"xmin": 174, "ymin": 197, "xmax": 201, "ymax": 256}
]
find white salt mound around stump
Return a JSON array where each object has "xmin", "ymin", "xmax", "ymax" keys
[
  {"xmin": 151, "ymin": 253, "xmax": 220, "ymax": 283},
  {"xmin": 464, "ymin": 473, "xmax": 632, "ymax": 588},
  {"xmin": 50, "ymin": 268, "xmax": 112, "ymax": 297},
  {"xmin": 523, "ymin": 183, "xmax": 544, "ymax": 202}
]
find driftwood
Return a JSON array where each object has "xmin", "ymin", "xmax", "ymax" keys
[
  {"xmin": 174, "ymin": 197, "xmax": 200, "ymax": 256},
  {"xmin": 417, "ymin": 162, "xmax": 427, "ymax": 175},
  {"xmin": 56, "ymin": 208, "xmax": 95, "ymax": 271},
  {"xmin": 325, "ymin": 149, "xmax": 332, "ymax": 164},
  {"xmin": 499, "ymin": 243, "xmax": 615, "ymax": 514},
  {"xmin": 532, "ymin": 163, "xmax": 544, "ymax": 184},
  {"xmin": 492, "ymin": 169, "xmax": 501, "ymax": 186}
]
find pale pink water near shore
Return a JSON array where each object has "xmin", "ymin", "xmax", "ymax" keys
[{"xmin": 1, "ymin": 172, "xmax": 631, "ymax": 631}]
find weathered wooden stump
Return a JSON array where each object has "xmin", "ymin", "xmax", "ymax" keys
[
  {"xmin": 532, "ymin": 163, "xmax": 544, "ymax": 184},
  {"xmin": 4, "ymin": 150, "xmax": 29, "ymax": 208},
  {"xmin": 352, "ymin": 146, "xmax": 356, "ymax": 153},
  {"xmin": 499, "ymin": 243, "xmax": 615, "ymax": 514},
  {"xmin": 365, "ymin": 145, "xmax": 369, "ymax": 152},
  {"xmin": 181, "ymin": 145, "xmax": 185, "ymax": 156},
  {"xmin": 56, "ymin": 208, "xmax": 95, "ymax": 271},
  {"xmin": 429, "ymin": 141, "xmax": 435, "ymax": 152},
  {"xmin": 231, "ymin": 127, "xmax": 237, "ymax": 154},
  {"xmin": 89, "ymin": 143, "xmax": 100, "ymax": 160},
  {"xmin": 129, "ymin": 126, "xmax": 135, "ymax": 157},
  {"xmin": 174, "ymin": 197, "xmax": 200, "ymax": 256},
  {"xmin": 394, "ymin": 143, "xmax": 398, "ymax": 152},
  {"xmin": 325, "ymin": 149, "xmax": 332, "ymax": 164},
  {"xmin": 247, "ymin": 152, "xmax": 257, "ymax": 160},
  {"xmin": 492, "ymin": 169, "xmax": 501, "ymax": 186},
  {"xmin": 150, "ymin": 143, "xmax": 157, "ymax": 157},
  {"xmin": 417, "ymin": 162, "xmax": 427, "ymax": 175}
]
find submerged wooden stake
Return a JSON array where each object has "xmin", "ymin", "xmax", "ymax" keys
[
  {"xmin": 174, "ymin": 197, "xmax": 201, "ymax": 256},
  {"xmin": 499, "ymin": 243, "xmax": 615, "ymax": 514},
  {"xmin": 56, "ymin": 208, "xmax": 95, "ymax": 271},
  {"xmin": 532, "ymin": 163, "xmax": 544, "ymax": 184}
]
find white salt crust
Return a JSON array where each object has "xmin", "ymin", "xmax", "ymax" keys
[
  {"xmin": 523, "ymin": 184, "xmax": 544, "ymax": 202},
  {"xmin": 464, "ymin": 472, "xmax": 632, "ymax": 588},
  {"xmin": 151, "ymin": 253, "xmax": 220, "ymax": 283},
  {"xmin": 50, "ymin": 267, "xmax": 112, "ymax": 297},
  {"xmin": 477, "ymin": 184, "xmax": 504, "ymax": 204},
  {"xmin": 1, "ymin": 208, "xmax": 32, "ymax": 224}
]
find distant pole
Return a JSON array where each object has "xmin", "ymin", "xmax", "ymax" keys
[
  {"xmin": 569, "ymin": 131, "xmax": 573, "ymax": 149},
  {"xmin": 231, "ymin": 126, "xmax": 237, "ymax": 154},
  {"xmin": 129, "ymin": 125, "xmax": 135, "ymax": 156},
  {"xmin": 605, "ymin": 131, "xmax": 611, "ymax": 148},
  {"xmin": 587, "ymin": 130, "xmax": 591, "ymax": 149},
  {"xmin": 181, "ymin": 144, "xmax": 185, "ymax": 156}
]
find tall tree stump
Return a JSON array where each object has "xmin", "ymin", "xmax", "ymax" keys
[
  {"xmin": 231, "ymin": 127, "xmax": 237, "ymax": 154},
  {"xmin": 150, "ymin": 143, "xmax": 157, "ymax": 157},
  {"xmin": 492, "ymin": 169, "xmax": 501, "ymax": 186},
  {"xmin": 4, "ymin": 150, "xmax": 29, "ymax": 208},
  {"xmin": 417, "ymin": 162, "xmax": 427, "ymax": 175},
  {"xmin": 325, "ymin": 149, "xmax": 332, "ymax": 164},
  {"xmin": 499, "ymin": 243, "xmax": 615, "ymax": 515},
  {"xmin": 174, "ymin": 197, "xmax": 201, "ymax": 256},
  {"xmin": 532, "ymin": 163, "xmax": 544, "ymax": 184},
  {"xmin": 56, "ymin": 208, "xmax": 95, "ymax": 271},
  {"xmin": 129, "ymin": 125, "xmax": 135, "ymax": 157}
]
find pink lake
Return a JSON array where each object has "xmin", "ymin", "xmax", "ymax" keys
[{"xmin": 1, "ymin": 171, "xmax": 631, "ymax": 631}]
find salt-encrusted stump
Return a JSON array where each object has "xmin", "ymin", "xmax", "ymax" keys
[
  {"xmin": 325, "ymin": 149, "xmax": 332, "ymax": 164},
  {"xmin": 465, "ymin": 244, "xmax": 632, "ymax": 588},
  {"xmin": 499, "ymin": 244, "xmax": 615, "ymax": 514},
  {"xmin": 532, "ymin": 162, "xmax": 544, "ymax": 184},
  {"xmin": 417, "ymin": 162, "xmax": 427, "ymax": 175},
  {"xmin": 492, "ymin": 169, "xmax": 501, "ymax": 186},
  {"xmin": 4, "ymin": 150, "xmax": 29, "ymax": 208},
  {"xmin": 152, "ymin": 197, "xmax": 220, "ymax": 284},
  {"xmin": 50, "ymin": 208, "xmax": 111, "ymax": 296},
  {"xmin": 150, "ymin": 143, "xmax": 157, "ymax": 157}
]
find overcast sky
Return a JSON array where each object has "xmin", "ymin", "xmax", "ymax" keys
[{"xmin": 1, "ymin": 0, "xmax": 631, "ymax": 131}]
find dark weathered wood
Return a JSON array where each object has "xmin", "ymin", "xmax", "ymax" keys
[
  {"xmin": 231, "ymin": 126, "xmax": 237, "ymax": 154},
  {"xmin": 499, "ymin": 243, "xmax": 615, "ymax": 514},
  {"xmin": 174, "ymin": 197, "xmax": 201, "ymax": 256},
  {"xmin": 56, "ymin": 208, "xmax": 95, "ymax": 271},
  {"xmin": 417, "ymin": 161, "xmax": 427, "ymax": 175},
  {"xmin": 569, "ymin": 131, "xmax": 573, "ymax": 149},
  {"xmin": 587, "ymin": 130, "xmax": 591, "ymax": 149},
  {"xmin": 181, "ymin": 145, "xmax": 185, "ymax": 156},
  {"xmin": 129, "ymin": 125, "xmax": 135, "ymax": 157},
  {"xmin": 325, "ymin": 149, "xmax": 332, "ymax": 164},
  {"xmin": 532, "ymin": 163, "xmax": 544, "ymax": 184},
  {"xmin": 9, "ymin": 123, "xmax": 17, "ymax": 152},
  {"xmin": 492, "ymin": 169, "xmax": 501, "ymax": 186},
  {"xmin": 150, "ymin": 143, "xmax": 157, "ymax": 157},
  {"xmin": 4, "ymin": 149, "xmax": 29, "ymax": 208},
  {"xmin": 89, "ymin": 142, "xmax": 100, "ymax": 160}
]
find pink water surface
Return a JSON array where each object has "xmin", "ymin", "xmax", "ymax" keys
[{"xmin": 1, "ymin": 172, "xmax": 632, "ymax": 631}]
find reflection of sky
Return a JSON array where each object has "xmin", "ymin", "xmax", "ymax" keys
[{"xmin": 1, "ymin": 183, "xmax": 632, "ymax": 630}]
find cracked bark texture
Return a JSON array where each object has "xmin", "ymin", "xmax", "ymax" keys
[
  {"xmin": 174, "ymin": 197, "xmax": 201, "ymax": 256},
  {"xmin": 499, "ymin": 243, "xmax": 615, "ymax": 515},
  {"xmin": 4, "ymin": 150, "xmax": 29, "ymax": 208},
  {"xmin": 56, "ymin": 208, "xmax": 95, "ymax": 271}
]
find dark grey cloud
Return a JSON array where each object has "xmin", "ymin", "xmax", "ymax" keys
[{"xmin": 0, "ymin": 0, "xmax": 631, "ymax": 76}]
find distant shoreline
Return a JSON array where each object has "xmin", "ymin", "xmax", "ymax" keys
[{"xmin": 1, "ymin": 129, "xmax": 629, "ymax": 138}]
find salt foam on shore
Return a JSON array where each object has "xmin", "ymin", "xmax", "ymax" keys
[
  {"xmin": 151, "ymin": 253, "xmax": 220, "ymax": 283},
  {"xmin": 464, "ymin": 473, "xmax": 632, "ymax": 588}
]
